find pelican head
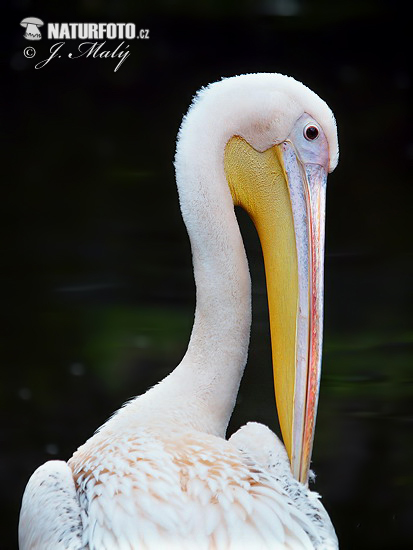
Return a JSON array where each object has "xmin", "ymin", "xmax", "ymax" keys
[{"xmin": 176, "ymin": 73, "xmax": 338, "ymax": 485}]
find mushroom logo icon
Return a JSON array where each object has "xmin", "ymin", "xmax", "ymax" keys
[{"xmin": 20, "ymin": 17, "xmax": 44, "ymax": 40}]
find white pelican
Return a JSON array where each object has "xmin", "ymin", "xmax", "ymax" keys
[{"xmin": 19, "ymin": 73, "xmax": 339, "ymax": 550}]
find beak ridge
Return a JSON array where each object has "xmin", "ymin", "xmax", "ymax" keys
[{"xmin": 282, "ymin": 143, "xmax": 327, "ymax": 484}]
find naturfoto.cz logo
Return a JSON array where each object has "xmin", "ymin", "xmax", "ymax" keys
[{"xmin": 20, "ymin": 17, "xmax": 149, "ymax": 72}]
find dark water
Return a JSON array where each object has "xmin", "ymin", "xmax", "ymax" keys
[{"xmin": 3, "ymin": 3, "xmax": 412, "ymax": 548}]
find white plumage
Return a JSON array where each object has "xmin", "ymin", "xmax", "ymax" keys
[
  {"xmin": 19, "ymin": 73, "xmax": 339, "ymax": 549},
  {"xmin": 21, "ymin": 424, "xmax": 336, "ymax": 549}
]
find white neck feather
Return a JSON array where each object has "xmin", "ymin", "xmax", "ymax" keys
[
  {"xmin": 152, "ymin": 92, "xmax": 253, "ymax": 437},
  {"xmin": 171, "ymin": 120, "xmax": 252, "ymax": 436},
  {"xmin": 111, "ymin": 86, "xmax": 254, "ymax": 438}
]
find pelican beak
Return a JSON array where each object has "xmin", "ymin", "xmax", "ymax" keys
[{"xmin": 224, "ymin": 136, "xmax": 327, "ymax": 485}]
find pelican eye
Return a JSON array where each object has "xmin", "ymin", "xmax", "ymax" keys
[{"xmin": 304, "ymin": 124, "xmax": 319, "ymax": 141}]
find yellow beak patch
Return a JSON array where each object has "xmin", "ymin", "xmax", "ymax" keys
[{"xmin": 224, "ymin": 136, "xmax": 299, "ymax": 460}]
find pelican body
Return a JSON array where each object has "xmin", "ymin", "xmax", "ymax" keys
[{"xmin": 19, "ymin": 74, "xmax": 339, "ymax": 549}]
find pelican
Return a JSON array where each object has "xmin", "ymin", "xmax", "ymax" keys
[{"xmin": 19, "ymin": 73, "xmax": 339, "ymax": 549}]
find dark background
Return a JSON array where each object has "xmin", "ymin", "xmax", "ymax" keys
[{"xmin": 2, "ymin": 1, "xmax": 412, "ymax": 548}]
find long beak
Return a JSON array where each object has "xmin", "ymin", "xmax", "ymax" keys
[{"xmin": 224, "ymin": 136, "xmax": 327, "ymax": 485}]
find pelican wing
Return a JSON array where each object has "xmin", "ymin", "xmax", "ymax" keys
[
  {"xmin": 64, "ymin": 424, "xmax": 333, "ymax": 549},
  {"xmin": 230, "ymin": 423, "xmax": 338, "ymax": 550},
  {"xmin": 19, "ymin": 460, "xmax": 84, "ymax": 550}
]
